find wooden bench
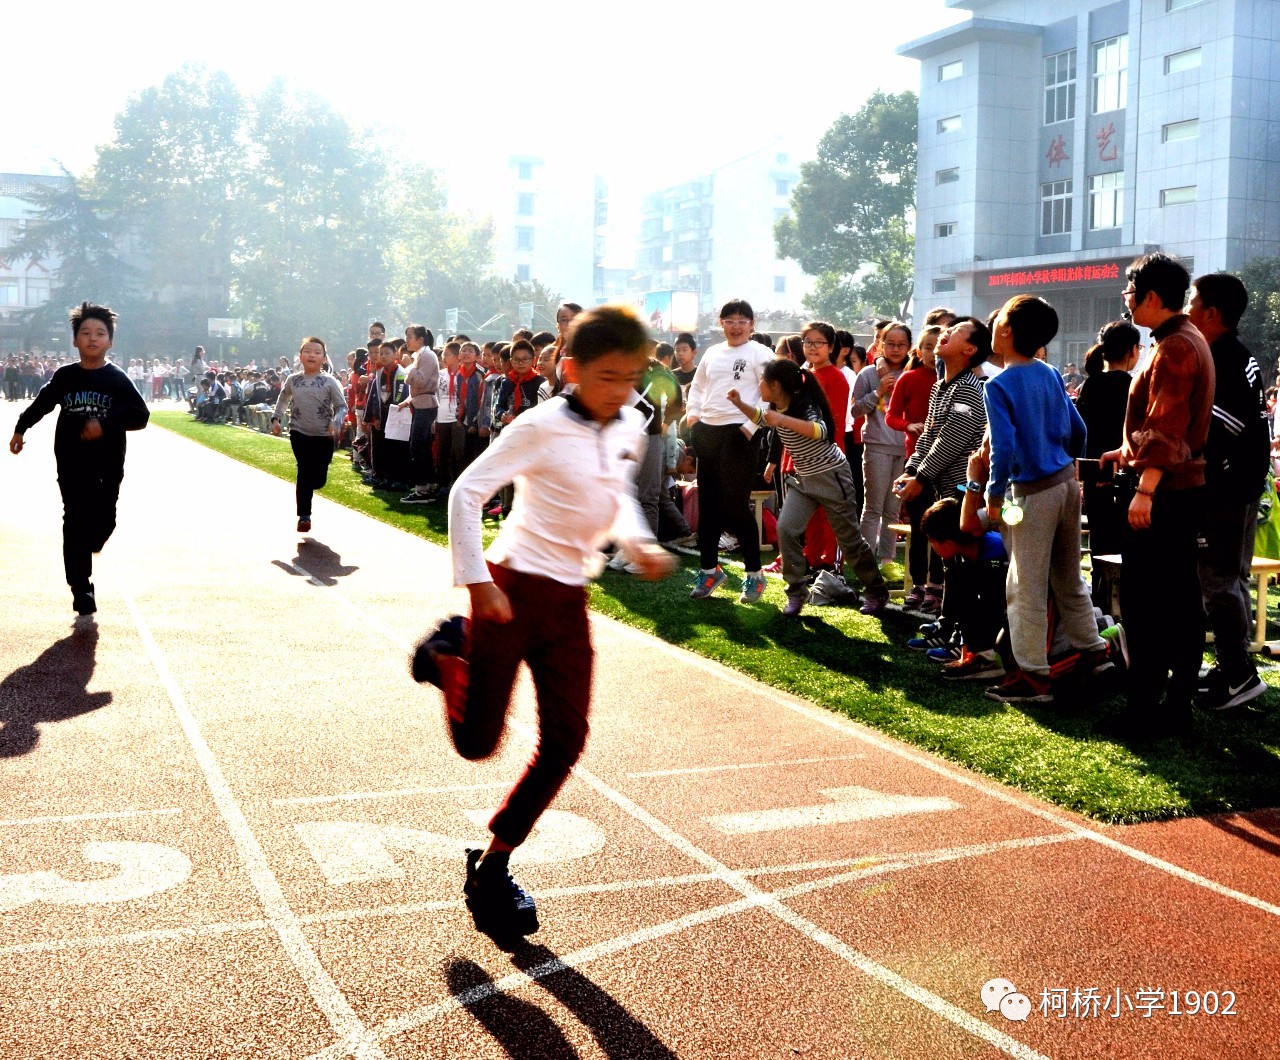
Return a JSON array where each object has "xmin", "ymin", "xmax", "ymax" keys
[
  {"xmin": 1093, "ymin": 553, "xmax": 1280, "ymax": 654},
  {"xmin": 749, "ymin": 490, "xmax": 775, "ymax": 552}
]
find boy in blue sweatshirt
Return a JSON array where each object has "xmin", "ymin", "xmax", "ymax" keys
[{"xmin": 983, "ymin": 295, "xmax": 1109, "ymax": 703}]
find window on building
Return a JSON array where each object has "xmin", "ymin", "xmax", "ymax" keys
[
  {"xmin": 939, "ymin": 60, "xmax": 963, "ymax": 82},
  {"xmin": 0, "ymin": 219, "xmax": 18, "ymax": 248},
  {"xmin": 515, "ymin": 227, "xmax": 534, "ymax": 251},
  {"xmin": 775, "ymin": 179, "xmax": 790, "ymax": 196},
  {"xmin": 1166, "ymin": 0, "xmax": 1204, "ymax": 10},
  {"xmin": 1088, "ymin": 172, "xmax": 1124, "ymax": 229},
  {"xmin": 1160, "ymin": 185, "xmax": 1197, "ymax": 206},
  {"xmin": 1092, "ymin": 35, "xmax": 1128, "ymax": 113},
  {"xmin": 0, "ymin": 280, "xmax": 19, "ymax": 307},
  {"xmin": 25, "ymin": 278, "xmax": 50, "ymax": 306},
  {"xmin": 1164, "ymin": 47, "xmax": 1202, "ymax": 74},
  {"xmin": 1040, "ymin": 179, "xmax": 1074, "ymax": 235},
  {"xmin": 1162, "ymin": 118, "xmax": 1199, "ymax": 142},
  {"xmin": 935, "ymin": 221, "xmax": 957, "ymax": 238},
  {"xmin": 1044, "ymin": 49, "xmax": 1077, "ymax": 125},
  {"xmin": 516, "ymin": 264, "xmax": 531, "ymax": 283},
  {"xmin": 774, "ymin": 276, "xmax": 787, "ymax": 294},
  {"xmin": 516, "ymin": 193, "xmax": 534, "ymax": 216},
  {"xmin": 516, "ymin": 162, "xmax": 532, "ymax": 181},
  {"xmin": 936, "ymin": 167, "xmax": 960, "ymax": 185},
  {"xmin": 933, "ymin": 277, "xmax": 957, "ymax": 294},
  {"xmin": 937, "ymin": 115, "xmax": 962, "ymax": 134}
]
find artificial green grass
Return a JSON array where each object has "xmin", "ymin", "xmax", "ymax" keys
[{"xmin": 153, "ymin": 410, "xmax": 1280, "ymax": 825}]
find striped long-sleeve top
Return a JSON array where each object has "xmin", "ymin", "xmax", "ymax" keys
[
  {"xmin": 769, "ymin": 399, "xmax": 846, "ymax": 478},
  {"xmin": 904, "ymin": 368, "xmax": 988, "ymax": 494}
]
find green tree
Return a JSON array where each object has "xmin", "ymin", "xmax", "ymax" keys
[
  {"xmin": 1238, "ymin": 256, "xmax": 1280, "ymax": 379},
  {"xmin": 0, "ymin": 166, "xmax": 137, "ymax": 346},
  {"xmin": 776, "ymin": 91, "xmax": 918, "ymax": 321},
  {"xmin": 386, "ymin": 166, "xmax": 496, "ymax": 331},
  {"xmin": 231, "ymin": 79, "xmax": 392, "ymax": 350},
  {"xmin": 93, "ymin": 64, "xmax": 246, "ymax": 340}
]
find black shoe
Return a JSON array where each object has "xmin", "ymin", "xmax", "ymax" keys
[
  {"xmin": 1197, "ymin": 665, "xmax": 1223, "ymax": 695},
  {"xmin": 72, "ymin": 584, "xmax": 96, "ymax": 616},
  {"xmin": 1197, "ymin": 671, "xmax": 1265, "ymax": 711},
  {"xmin": 463, "ymin": 849, "xmax": 539, "ymax": 940}
]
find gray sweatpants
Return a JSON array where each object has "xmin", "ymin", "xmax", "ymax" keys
[
  {"xmin": 638, "ymin": 432, "xmax": 690, "ymax": 539},
  {"xmin": 860, "ymin": 444, "xmax": 905, "ymax": 563},
  {"xmin": 1005, "ymin": 479, "xmax": 1106, "ymax": 675},
  {"xmin": 779, "ymin": 462, "xmax": 887, "ymax": 599}
]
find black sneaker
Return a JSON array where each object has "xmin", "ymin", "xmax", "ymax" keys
[
  {"xmin": 411, "ymin": 615, "xmax": 471, "ymax": 724},
  {"xmin": 1197, "ymin": 671, "xmax": 1266, "ymax": 711},
  {"xmin": 463, "ymin": 849, "xmax": 539, "ymax": 940},
  {"xmin": 400, "ymin": 490, "xmax": 435, "ymax": 505},
  {"xmin": 1197, "ymin": 664, "xmax": 1223, "ymax": 695},
  {"xmin": 72, "ymin": 584, "xmax": 96, "ymax": 616}
]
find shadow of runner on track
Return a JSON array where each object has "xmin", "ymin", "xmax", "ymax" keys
[
  {"xmin": 445, "ymin": 944, "xmax": 678, "ymax": 1059},
  {"xmin": 271, "ymin": 539, "xmax": 359, "ymax": 586},
  {"xmin": 0, "ymin": 622, "xmax": 111, "ymax": 757}
]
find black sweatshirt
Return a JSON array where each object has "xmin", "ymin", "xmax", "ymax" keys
[
  {"xmin": 1204, "ymin": 330, "xmax": 1269, "ymax": 503},
  {"xmin": 15, "ymin": 361, "xmax": 150, "ymax": 473}
]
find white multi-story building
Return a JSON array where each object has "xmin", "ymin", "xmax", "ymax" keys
[
  {"xmin": 900, "ymin": 0, "xmax": 1280, "ymax": 359},
  {"xmin": 448, "ymin": 154, "xmax": 606, "ymax": 315},
  {"xmin": 0, "ymin": 172, "xmax": 65, "ymax": 353},
  {"xmin": 631, "ymin": 144, "xmax": 814, "ymax": 321}
]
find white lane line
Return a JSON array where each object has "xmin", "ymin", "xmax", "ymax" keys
[
  {"xmin": 603, "ymin": 617, "xmax": 1280, "ymax": 918},
  {"xmin": 312, "ymin": 833, "xmax": 1073, "ymax": 1060},
  {"xmin": 272, "ymin": 782, "xmax": 510, "ymax": 807},
  {"xmin": 121, "ymin": 592, "xmax": 388, "ymax": 1060},
  {"xmin": 1, "ymin": 833, "xmax": 1077, "ymax": 967},
  {"xmin": 628, "ymin": 754, "xmax": 865, "ymax": 778},
  {"xmin": 0, "ymin": 808, "xmax": 182, "ymax": 828},
  {"xmin": 283, "ymin": 560, "xmax": 1048, "ymax": 1060}
]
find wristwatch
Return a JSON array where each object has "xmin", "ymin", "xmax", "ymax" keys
[{"xmin": 965, "ymin": 480, "xmax": 984, "ymax": 493}]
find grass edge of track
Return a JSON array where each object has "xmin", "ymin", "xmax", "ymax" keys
[{"xmin": 151, "ymin": 411, "xmax": 1280, "ymax": 826}]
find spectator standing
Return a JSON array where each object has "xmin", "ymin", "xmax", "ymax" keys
[
  {"xmin": 854, "ymin": 322, "xmax": 911, "ymax": 568},
  {"xmin": 1187, "ymin": 272, "xmax": 1271, "ymax": 711},
  {"xmin": 401, "ymin": 326, "xmax": 440, "ymax": 504},
  {"xmin": 984, "ymin": 295, "xmax": 1110, "ymax": 704}
]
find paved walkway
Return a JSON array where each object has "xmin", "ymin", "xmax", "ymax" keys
[{"xmin": 1, "ymin": 424, "xmax": 1277, "ymax": 1059}]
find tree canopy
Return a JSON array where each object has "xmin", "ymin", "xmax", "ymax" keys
[
  {"xmin": 775, "ymin": 90, "xmax": 918, "ymax": 322},
  {"xmin": 10, "ymin": 65, "xmax": 516, "ymax": 357}
]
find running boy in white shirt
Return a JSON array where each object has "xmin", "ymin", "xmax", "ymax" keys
[{"xmin": 412, "ymin": 305, "xmax": 675, "ymax": 943}]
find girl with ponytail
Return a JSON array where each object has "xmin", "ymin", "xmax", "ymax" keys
[{"xmin": 727, "ymin": 358, "xmax": 890, "ymax": 618}]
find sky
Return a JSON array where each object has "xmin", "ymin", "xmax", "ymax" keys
[{"xmin": 7, "ymin": 0, "xmax": 967, "ymax": 255}]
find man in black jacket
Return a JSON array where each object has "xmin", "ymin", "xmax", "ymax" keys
[{"xmin": 1188, "ymin": 273, "xmax": 1271, "ymax": 710}]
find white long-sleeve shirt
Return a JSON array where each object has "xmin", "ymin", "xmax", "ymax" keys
[
  {"xmin": 685, "ymin": 340, "xmax": 774, "ymax": 433},
  {"xmin": 449, "ymin": 394, "xmax": 653, "ymax": 587}
]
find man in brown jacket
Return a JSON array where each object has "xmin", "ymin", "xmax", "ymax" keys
[{"xmin": 1101, "ymin": 253, "xmax": 1215, "ymax": 741}]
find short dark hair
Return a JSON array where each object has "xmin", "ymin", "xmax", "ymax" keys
[
  {"xmin": 1097, "ymin": 320, "xmax": 1141, "ymax": 362},
  {"xmin": 299, "ymin": 335, "xmax": 326, "ymax": 353},
  {"xmin": 882, "ymin": 322, "xmax": 913, "ymax": 348},
  {"xmin": 513, "ymin": 328, "xmax": 534, "ymax": 342},
  {"xmin": 530, "ymin": 330, "xmax": 557, "ymax": 350},
  {"xmin": 950, "ymin": 316, "xmax": 993, "ymax": 368},
  {"xmin": 370, "ymin": 321, "xmax": 385, "ymax": 331},
  {"xmin": 443, "ymin": 341, "xmax": 462, "ymax": 356},
  {"xmin": 510, "ymin": 338, "xmax": 536, "ymax": 361},
  {"xmin": 655, "ymin": 341, "xmax": 675, "ymax": 364},
  {"xmin": 925, "ymin": 306, "xmax": 956, "ymax": 326},
  {"xmin": 1126, "ymin": 252, "xmax": 1190, "ymax": 312},
  {"xmin": 719, "ymin": 299, "xmax": 754, "ymax": 322},
  {"xmin": 367, "ymin": 338, "xmax": 383, "ymax": 350},
  {"xmin": 70, "ymin": 301, "xmax": 117, "ymax": 340},
  {"xmin": 921, "ymin": 497, "xmax": 975, "ymax": 546},
  {"xmin": 1000, "ymin": 296, "xmax": 1058, "ymax": 357},
  {"xmin": 565, "ymin": 304, "xmax": 652, "ymax": 367},
  {"xmin": 1193, "ymin": 272, "xmax": 1248, "ymax": 330},
  {"xmin": 674, "ymin": 332, "xmax": 697, "ymax": 349},
  {"xmin": 752, "ymin": 332, "xmax": 775, "ymax": 350}
]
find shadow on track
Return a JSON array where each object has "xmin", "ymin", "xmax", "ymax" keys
[
  {"xmin": 272, "ymin": 539, "xmax": 359, "ymax": 586},
  {"xmin": 445, "ymin": 942, "xmax": 677, "ymax": 1059},
  {"xmin": 0, "ymin": 622, "xmax": 111, "ymax": 757}
]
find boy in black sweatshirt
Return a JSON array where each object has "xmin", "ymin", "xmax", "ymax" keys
[{"xmin": 9, "ymin": 302, "xmax": 150, "ymax": 615}]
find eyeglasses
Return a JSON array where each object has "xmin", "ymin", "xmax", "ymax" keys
[
  {"xmin": 1120, "ymin": 287, "xmax": 1137, "ymax": 300},
  {"xmin": 801, "ymin": 340, "xmax": 829, "ymax": 349},
  {"xmin": 881, "ymin": 341, "xmax": 910, "ymax": 350},
  {"xmin": 721, "ymin": 318, "xmax": 752, "ymax": 327}
]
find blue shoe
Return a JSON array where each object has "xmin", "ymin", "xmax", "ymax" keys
[
  {"xmin": 739, "ymin": 571, "xmax": 766, "ymax": 604},
  {"xmin": 908, "ymin": 631, "xmax": 954, "ymax": 652},
  {"xmin": 926, "ymin": 645, "xmax": 964, "ymax": 664},
  {"xmin": 690, "ymin": 567, "xmax": 727, "ymax": 599}
]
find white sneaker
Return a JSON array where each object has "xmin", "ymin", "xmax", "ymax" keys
[{"xmin": 606, "ymin": 552, "xmax": 629, "ymax": 571}]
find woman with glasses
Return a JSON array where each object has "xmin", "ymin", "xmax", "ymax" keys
[
  {"xmin": 685, "ymin": 299, "xmax": 775, "ymax": 603},
  {"xmin": 853, "ymin": 322, "xmax": 912, "ymax": 579}
]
